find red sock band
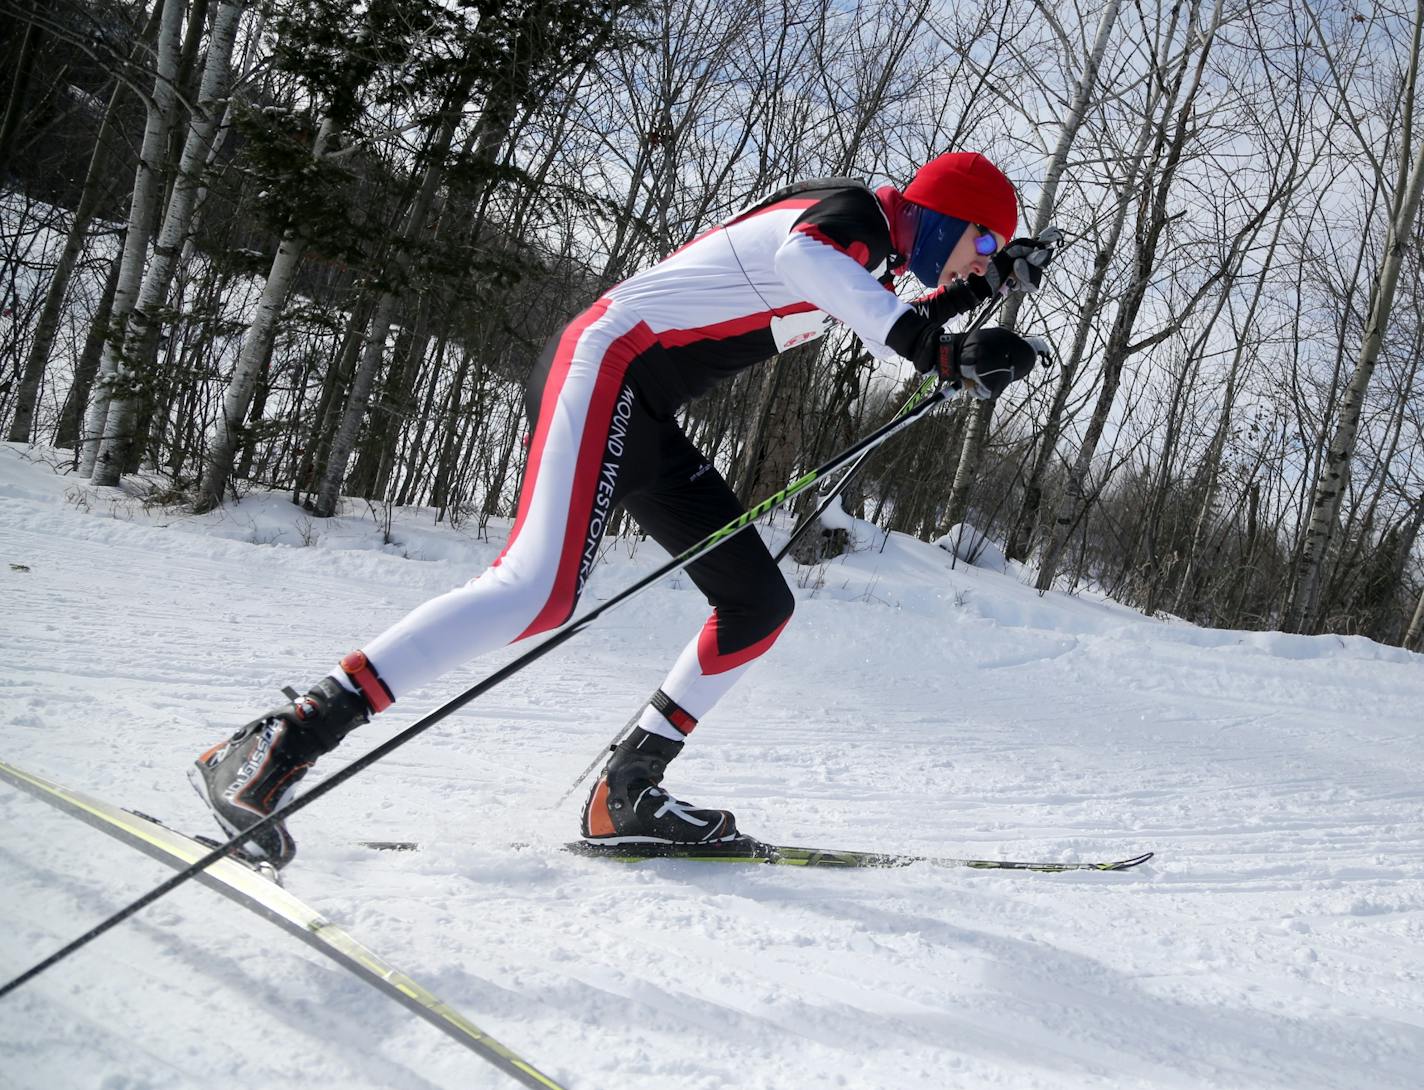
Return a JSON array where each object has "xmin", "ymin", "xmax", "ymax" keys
[
  {"xmin": 340, "ymin": 650, "xmax": 394, "ymax": 713},
  {"xmin": 650, "ymin": 689, "xmax": 698, "ymax": 736}
]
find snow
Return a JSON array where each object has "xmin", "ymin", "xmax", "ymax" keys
[
  {"xmin": 1, "ymin": 440, "xmax": 1421, "ymax": 1090},
  {"xmin": 936, "ymin": 521, "xmax": 1011, "ymax": 573}
]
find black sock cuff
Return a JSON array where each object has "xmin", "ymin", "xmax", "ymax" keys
[{"xmin": 622, "ymin": 725, "xmax": 684, "ymax": 761}]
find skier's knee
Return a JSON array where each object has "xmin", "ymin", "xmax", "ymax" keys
[
  {"xmin": 736, "ymin": 575, "xmax": 794, "ymax": 645},
  {"xmin": 764, "ymin": 577, "xmax": 795, "ymax": 631}
]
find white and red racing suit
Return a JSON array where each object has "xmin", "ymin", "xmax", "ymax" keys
[{"xmin": 343, "ymin": 180, "xmax": 984, "ymax": 742}]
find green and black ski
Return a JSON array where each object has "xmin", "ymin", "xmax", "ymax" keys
[{"xmin": 567, "ymin": 837, "xmax": 1153, "ymax": 872}]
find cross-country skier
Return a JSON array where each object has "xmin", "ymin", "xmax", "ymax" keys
[{"xmin": 193, "ymin": 151, "xmax": 1054, "ymax": 867}]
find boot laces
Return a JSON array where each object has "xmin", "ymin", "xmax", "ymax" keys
[{"xmin": 636, "ymin": 785, "xmax": 711, "ymax": 828}]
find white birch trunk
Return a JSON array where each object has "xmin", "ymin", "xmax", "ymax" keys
[
  {"xmin": 1002, "ymin": 0, "xmax": 1123, "ymax": 331},
  {"xmin": 1011, "ymin": 47, "xmax": 1175, "ymax": 566},
  {"xmin": 194, "ymin": 114, "xmax": 336, "ymax": 511},
  {"xmin": 1286, "ymin": 2, "xmax": 1424, "ymax": 631},
  {"xmin": 1405, "ymin": 583, "xmax": 1424, "ymax": 651},
  {"xmin": 96, "ymin": 0, "xmax": 246, "ymax": 483},
  {"xmin": 82, "ymin": 0, "xmax": 184, "ymax": 483},
  {"xmin": 1034, "ymin": 0, "xmax": 1220, "ymax": 593},
  {"xmin": 1286, "ymin": 146, "xmax": 1424, "ymax": 629}
]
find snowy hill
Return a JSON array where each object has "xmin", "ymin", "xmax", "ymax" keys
[{"xmin": 1, "ymin": 442, "xmax": 1421, "ymax": 1090}]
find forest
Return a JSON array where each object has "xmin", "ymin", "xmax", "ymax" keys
[{"xmin": 1, "ymin": 0, "xmax": 1421, "ymax": 647}]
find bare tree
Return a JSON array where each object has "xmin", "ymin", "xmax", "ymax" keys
[
  {"xmin": 1406, "ymin": 581, "xmax": 1424, "ymax": 650},
  {"xmin": 95, "ymin": 0, "xmax": 246, "ymax": 481},
  {"xmin": 80, "ymin": 0, "xmax": 183, "ymax": 480},
  {"xmin": 5, "ymin": 1, "xmax": 165, "ymax": 444},
  {"xmin": 1035, "ymin": 0, "xmax": 1225, "ymax": 593},
  {"xmin": 943, "ymin": 0, "xmax": 1123, "ymax": 536},
  {"xmin": 1285, "ymin": 0, "xmax": 1424, "ymax": 631},
  {"xmin": 3, "ymin": 0, "xmax": 1419, "ymax": 642}
]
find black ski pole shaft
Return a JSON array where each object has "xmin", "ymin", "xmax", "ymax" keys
[
  {"xmin": 0, "ymin": 380, "xmax": 952, "ymax": 1000},
  {"xmin": 773, "ymin": 291, "xmax": 1007, "ymax": 564},
  {"xmin": 772, "ymin": 375, "xmax": 934, "ymax": 564},
  {"xmin": 552, "ymin": 704, "xmax": 641, "ymax": 808}
]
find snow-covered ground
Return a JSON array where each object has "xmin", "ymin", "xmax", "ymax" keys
[{"xmin": 1, "ymin": 441, "xmax": 1421, "ymax": 1090}]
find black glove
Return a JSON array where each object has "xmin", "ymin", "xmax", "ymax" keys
[
  {"xmin": 941, "ymin": 327, "xmax": 1038, "ymax": 400},
  {"xmin": 884, "ymin": 280, "xmax": 986, "ymax": 373},
  {"xmin": 976, "ymin": 231, "xmax": 1060, "ymax": 296}
]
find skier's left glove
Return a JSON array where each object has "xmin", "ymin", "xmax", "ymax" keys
[
  {"xmin": 975, "ymin": 232, "xmax": 1060, "ymax": 296},
  {"xmin": 940, "ymin": 327, "xmax": 1039, "ymax": 400}
]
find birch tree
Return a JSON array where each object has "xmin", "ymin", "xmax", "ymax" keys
[
  {"xmin": 1035, "ymin": 0, "xmax": 1224, "ymax": 593},
  {"xmin": 80, "ymin": 0, "xmax": 183, "ymax": 480},
  {"xmin": 4, "ymin": 1, "xmax": 165, "ymax": 444},
  {"xmin": 1405, "ymin": 582, "xmax": 1424, "ymax": 650},
  {"xmin": 1005, "ymin": 3, "xmax": 1184, "ymax": 568},
  {"xmin": 1284, "ymin": 0, "xmax": 1424, "ymax": 632},
  {"xmin": 193, "ymin": 0, "xmax": 391, "ymax": 512},
  {"xmin": 94, "ymin": 0, "xmax": 246, "ymax": 482}
]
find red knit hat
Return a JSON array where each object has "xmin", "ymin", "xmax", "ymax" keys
[{"xmin": 903, "ymin": 152, "xmax": 1018, "ymax": 242}]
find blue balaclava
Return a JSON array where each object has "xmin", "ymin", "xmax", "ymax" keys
[{"xmin": 908, "ymin": 208, "xmax": 971, "ymax": 289}]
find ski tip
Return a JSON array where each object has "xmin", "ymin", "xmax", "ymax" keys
[{"xmin": 1103, "ymin": 851, "xmax": 1154, "ymax": 870}]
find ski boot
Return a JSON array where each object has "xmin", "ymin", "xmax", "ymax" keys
[
  {"xmin": 581, "ymin": 728, "xmax": 738, "ymax": 845},
  {"xmin": 190, "ymin": 674, "xmax": 370, "ymax": 868}
]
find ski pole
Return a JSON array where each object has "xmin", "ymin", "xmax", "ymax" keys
[
  {"xmin": 552, "ymin": 703, "xmax": 643, "ymax": 808},
  {"xmin": 0, "ymin": 377, "xmax": 955, "ymax": 999}
]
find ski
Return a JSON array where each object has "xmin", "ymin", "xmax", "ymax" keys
[
  {"xmin": 567, "ymin": 836, "xmax": 1153, "ymax": 873},
  {"xmin": 0, "ymin": 759, "xmax": 568, "ymax": 1090}
]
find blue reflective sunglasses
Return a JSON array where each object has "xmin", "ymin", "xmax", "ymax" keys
[{"xmin": 973, "ymin": 224, "xmax": 999, "ymax": 256}]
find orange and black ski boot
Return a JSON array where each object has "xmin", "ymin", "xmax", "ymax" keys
[{"xmin": 580, "ymin": 728, "xmax": 738, "ymax": 846}]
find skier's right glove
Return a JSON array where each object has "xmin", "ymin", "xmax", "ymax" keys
[
  {"xmin": 940, "ymin": 327, "xmax": 1039, "ymax": 400},
  {"xmin": 884, "ymin": 280, "xmax": 986, "ymax": 374}
]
